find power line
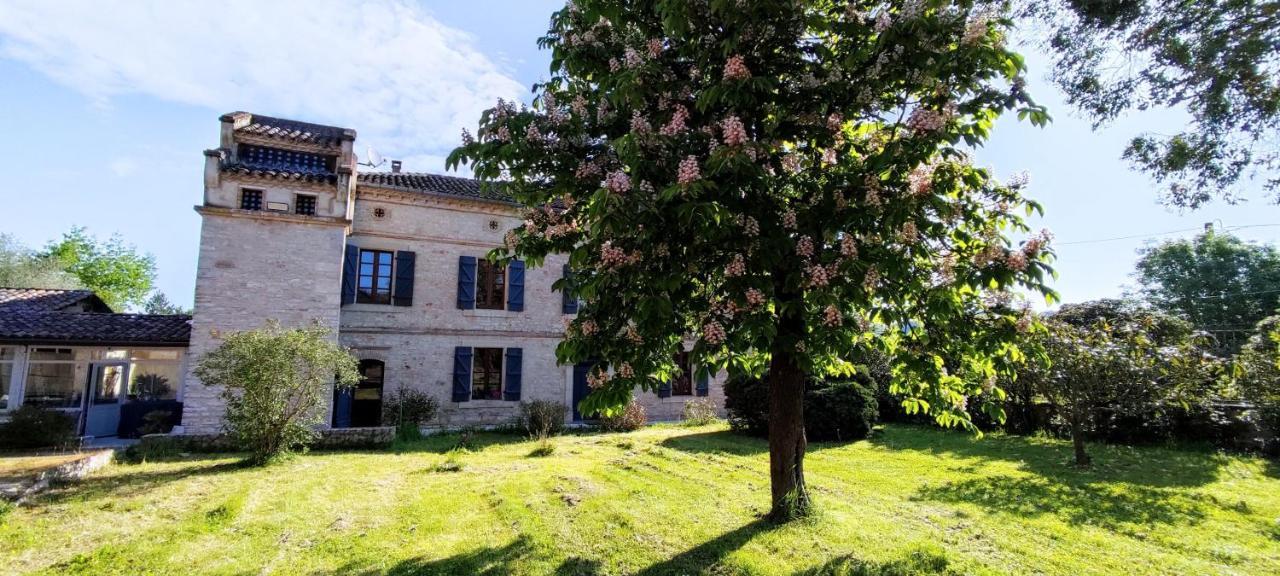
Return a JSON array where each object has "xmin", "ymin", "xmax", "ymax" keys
[{"xmin": 1054, "ymin": 223, "xmax": 1280, "ymax": 247}]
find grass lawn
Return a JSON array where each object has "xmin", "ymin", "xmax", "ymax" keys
[
  {"xmin": 2, "ymin": 423, "xmax": 1278, "ymax": 575},
  {"xmin": 0, "ymin": 453, "xmax": 97, "ymax": 482}
]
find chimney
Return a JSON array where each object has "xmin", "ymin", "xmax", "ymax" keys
[
  {"xmin": 391, "ymin": 160, "xmax": 402, "ymax": 173},
  {"xmin": 1204, "ymin": 222, "xmax": 1214, "ymax": 232}
]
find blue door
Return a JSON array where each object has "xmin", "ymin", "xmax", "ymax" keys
[
  {"xmin": 571, "ymin": 362, "xmax": 593, "ymax": 422},
  {"xmin": 85, "ymin": 363, "xmax": 128, "ymax": 437}
]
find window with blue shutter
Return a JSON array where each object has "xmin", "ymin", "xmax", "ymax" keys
[
  {"xmin": 504, "ymin": 348, "xmax": 523, "ymax": 401},
  {"xmin": 332, "ymin": 386, "xmax": 353, "ymax": 427},
  {"xmin": 658, "ymin": 381, "xmax": 672, "ymax": 398},
  {"xmin": 340, "ymin": 244, "xmax": 359, "ymax": 306},
  {"xmin": 561, "ymin": 263, "xmax": 578, "ymax": 314},
  {"xmin": 507, "ymin": 260, "xmax": 525, "ymax": 312},
  {"xmin": 696, "ymin": 369, "xmax": 710, "ymax": 397},
  {"xmin": 457, "ymin": 256, "xmax": 477, "ymax": 309},
  {"xmin": 452, "ymin": 347, "xmax": 472, "ymax": 402},
  {"xmin": 393, "ymin": 251, "xmax": 415, "ymax": 307}
]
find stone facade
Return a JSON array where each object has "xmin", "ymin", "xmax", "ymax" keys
[{"xmin": 179, "ymin": 112, "xmax": 726, "ymax": 434}]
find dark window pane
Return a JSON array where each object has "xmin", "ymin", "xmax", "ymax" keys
[
  {"xmin": 240, "ymin": 189, "xmax": 263, "ymax": 211},
  {"xmin": 356, "ymin": 249, "xmax": 395, "ymax": 305},
  {"xmin": 476, "ymin": 260, "xmax": 506, "ymax": 310},
  {"xmin": 471, "ymin": 348, "xmax": 504, "ymax": 400},
  {"xmin": 672, "ymin": 351, "xmax": 693, "ymax": 396}
]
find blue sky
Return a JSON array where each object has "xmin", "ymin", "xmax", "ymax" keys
[{"xmin": 0, "ymin": 1, "xmax": 1275, "ymax": 309}]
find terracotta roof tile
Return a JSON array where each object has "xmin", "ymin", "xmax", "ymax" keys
[
  {"xmin": 0, "ymin": 312, "xmax": 191, "ymax": 346},
  {"xmin": 222, "ymin": 112, "xmax": 352, "ymax": 148},
  {"xmin": 357, "ymin": 172, "xmax": 515, "ymax": 204},
  {"xmin": 0, "ymin": 288, "xmax": 110, "ymax": 313}
]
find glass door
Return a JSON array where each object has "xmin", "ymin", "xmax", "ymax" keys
[{"xmin": 85, "ymin": 362, "xmax": 128, "ymax": 437}]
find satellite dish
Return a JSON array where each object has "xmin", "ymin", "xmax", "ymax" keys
[{"xmin": 359, "ymin": 145, "xmax": 386, "ymax": 168}]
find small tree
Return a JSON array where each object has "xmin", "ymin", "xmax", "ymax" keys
[
  {"xmin": 1031, "ymin": 300, "xmax": 1221, "ymax": 465},
  {"xmin": 451, "ymin": 0, "xmax": 1054, "ymax": 520},
  {"xmin": 193, "ymin": 322, "xmax": 359, "ymax": 465},
  {"xmin": 1236, "ymin": 315, "xmax": 1280, "ymax": 435},
  {"xmin": 42, "ymin": 227, "xmax": 156, "ymax": 311}
]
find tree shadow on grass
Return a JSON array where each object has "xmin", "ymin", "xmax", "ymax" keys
[
  {"xmin": 794, "ymin": 544, "xmax": 958, "ymax": 576},
  {"xmin": 659, "ymin": 429, "xmax": 768, "ymax": 456},
  {"xmin": 31, "ymin": 458, "xmax": 246, "ymax": 507},
  {"xmin": 872, "ymin": 425, "xmax": 1227, "ymax": 488},
  {"xmin": 320, "ymin": 535, "xmax": 604, "ymax": 576},
  {"xmin": 915, "ymin": 474, "xmax": 1207, "ymax": 531},
  {"xmin": 633, "ymin": 518, "xmax": 776, "ymax": 576}
]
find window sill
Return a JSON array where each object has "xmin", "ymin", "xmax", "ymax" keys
[
  {"xmin": 453, "ymin": 399, "xmax": 518, "ymax": 408},
  {"xmin": 344, "ymin": 303, "xmax": 406, "ymax": 312},
  {"xmin": 462, "ymin": 308, "xmax": 515, "ymax": 318},
  {"xmin": 660, "ymin": 395, "xmax": 697, "ymax": 404}
]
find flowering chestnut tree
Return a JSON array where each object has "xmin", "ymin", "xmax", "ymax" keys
[{"xmin": 450, "ymin": 0, "xmax": 1054, "ymax": 519}]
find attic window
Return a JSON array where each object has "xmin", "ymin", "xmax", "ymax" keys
[
  {"xmin": 240, "ymin": 189, "xmax": 263, "ymax": 211},
  {"xmin": 295, "ymin": 194, "xmax": 317, "ymax": 216},
  {"xmin": 373, "ymin": 208, "xmax": 386, "ymax": 218}
]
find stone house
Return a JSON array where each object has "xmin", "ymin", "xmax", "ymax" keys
[{"xmin": 176, "ymin": 112, "xmax": 726, "ymax": 435}]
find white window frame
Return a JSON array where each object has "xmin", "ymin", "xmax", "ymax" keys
[
  {"xmin": 23, "ymin": 347, "xmax": 82, "ymax": 411},
  {"xmin": 0, "ymin": 346, "xmax": 28, "ymax": 412}
]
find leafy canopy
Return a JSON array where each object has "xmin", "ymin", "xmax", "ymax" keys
[
  {"xmin": 0, "ymin": 233, "xmax": 81, "ymax": 291},
  {"xmin": 42, "ymin": 226, "xmax": 156, "ymax": 311},
  {"xmin": 1134, "ymin": 231, "xmax": 1280, "ymax": 354},
  {"xmin": 1022, "ymin": 0, "xmax": 1280, "ymax": 208},
  {"xmin": 450, "ymin": 0, "xmax": 1055, "ymax": 429},
  {"xmin": 193, "ymin": 321, "xmax": 360, "ymax": 464}
]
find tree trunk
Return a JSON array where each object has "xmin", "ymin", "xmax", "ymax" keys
[
  {"xmin": 767, "ymin": 315, "xmax": 810, "ymax": 521},
  {"xmin": 1068, "ymin": 412, "xmax": 1091, "ymax": 467}
]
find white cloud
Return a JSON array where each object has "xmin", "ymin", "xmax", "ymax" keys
[
  {"xmin": 108, "ymin": 157, "xmax": 138, "ymax": 177},
  {"xmin": 0, "ymin": 0, "xmax": 526, "ymax": 173}
]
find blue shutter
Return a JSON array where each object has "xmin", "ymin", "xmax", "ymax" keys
[
  {"xmin": 561, "ymin": 263, "xmax": 578, "ymax": 314},
  {"xmin": 658, "ymin": 380, "xmax": 672, "ymax": 398},
  {"xmin": 504, "ymin": 348, "xmax": 523, "ymax": 401},
  {"xmin": 452, "ymin": 347, "xmax": 472, "ymax": 402},
  {"xmin": 696, "ymin": 369, "xmax": 710, "ymax": 397},
  {"xmin": 457, "ymin": 256, "xmax": 476, "ymax": 309},
  {"xmin": 333, "ymin": 387, "xmax": 353, "ymax": 428},
  {"xmin": 507, "ymin": 260, "xmax": 525, "ymax": 312},
  {"xmin": 340, "ymin": 244, "xmax": 359, "ymax": 306},
  {"xmin": 393, "ymin": 251, "xmax": 415, "ymax": 307}
]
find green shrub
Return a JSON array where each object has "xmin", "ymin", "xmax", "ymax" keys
[
  {"xmin": 132, "ymin": 373, "xmax": 171, "ymax": 401},
  {"xmin": 599, "ymin": 400, "xmax": 647, "ymax": 432},
  {"xmin": 518, "ymin": 400, "xmax": 567, "ymax": 439},
  {"xmin": 724, "ymin": 377, "xmax": 878, "ymax": 442},
  {"xmin": 681, "ymin": 398, "xmax": 720, "ymax": 426},
  {"xmin": 192, "ymin": 322, "xmax": 360, "ymax": 465},
  {"xmin": 0, "ymin": 405, "xmax": 77, "ymax": 450},
  {"xmin": 382, "ymin": 387, "xmax": 439, "ymax": 441},
  {"xmin": 137, "ymin": 410, "xmax": 176, "ymax": 436},
  {"xmin": 805, "ymin": 380, "xmax": 878, "ymax": 442}
]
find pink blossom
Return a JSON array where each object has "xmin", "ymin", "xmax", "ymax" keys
[
  {"xmin": 495, "ymin": 126, "xmax": 511, "ymax": 142},
  {"xmin": 1023, "ymin": 229, "xmax": 1053, "ymax": 258},
  {"xmin": 1005, "ymin": 250, "xmax": 1028, "ymax": 271},
  {"xmin": 900, "ymin": 221, "xmax": 919, "ymax": 244},
  {"xmin": 827, "ymin": 112, "xmax": 844, "ymax": 132},
  {"xmin": 609, "ymin": 58, "xmax": 621, "ymax": 72},
  {"xmin": 460, "ymin": 128, "xmax": 475, "ymax": 146},
  {"xmin": 677, "ymin": 155, "xmax": 701, "ymax": 185},
  {"xmin": 504, "ymin": 230, "xmax": 519, "ymax": 250},
  {"xmin": 605, "ymin": 171, "xmax": 631, "ymax": 194},
  {"xmin": 796, "ymin": 236, "xmax": 815, "ymax": 259},
  {"xmin": 806, "ymin": 264, "xmax": 830, "ymax": 288},
  {"xmin": 863, "ymin": 266, "xmax": 881, "ymax": 292},
  {"xmin": 647, "ymin": 38, "xmax": 664, "ymax": 58},
  {"xmin": 742, "ymin": 216, "xmax": 760, "ymax": 237},
  {"xmin": 661, "ymin": 105, "xmax": 689, "ymax": 136},
  {"xmin": 525, "ymin": 124, "xmax": 543, "ymax": 143},
  {"xmin": 782, "ymin": 209, "xmax": 797, "ymax": 229},
  {"xmin": 782, "ymin": 154, "xmax": 803, "ymax": 174},
  {"xmin": 571, "ymin": 95, "xmax": 588, "ymax": 118},
  {"xmin": 723, "ymin": 54, "xmax": 751, "ymax": 81},
  {"xmin": 874, "ymin": 11, "xmax": 893, "ymax": 33},
  {"xmin": 623, "ymin": 47, "xmax": 643, "ymax": 69},
  {"xmin": 575, "ymin": 160, "xmax": 602, "ymax": 180},
  {"xmin": 600, "ymin": 241, "xmax": 629, "ymax": 269},
  {"xmin": 725, "ymin": 253, "xmax": 746, "ymax": 277},
  {"xmin": 618, "ymin": 362, "xmax": 635, "ymax": 379},
  {"xmin": 581, "ymin": 319, "xmax": 598, "ymax": 336},
  {"xmin": 631, "ymin": 111, "xmax": 652, "ymax": 135},
  {"xmin": 822, "ymin": 148, "xmax": 838, "ymax": 165},
  {"xmin": 908, "ymin": 164, "xmax": 934, "ymax": 196},
  {"xmin": 745, "ymin": 288, "xmax": 766, "ymax": 307},
  {"xmin": 625, "ymin": 324, "xmax": 643, "ymax": 344},
  {"xmin": 823, "ymin": 305, "xmax": 843, "ymax": 327},
  {"xmin": 703, "ymin": 321, "xmax": 726, "ymax": 345},
  {"xmin": 721, "ymin": 115, "xmax": 748, "ymax": 147},
  {"xmin": 841, "ymin": 235, "xmax": 858, "ymax": 258},
  {"xmin": 587, "ymin": 369, "xmax": 611, "ymax": 389},
  {"xmin": 963, "ymin": 10, "xmax": 994, "ymax": 45}
]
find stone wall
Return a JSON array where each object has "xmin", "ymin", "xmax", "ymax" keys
[{"xmin": 181, "ymin": 209, "xmax": 347, "ymax": 434}]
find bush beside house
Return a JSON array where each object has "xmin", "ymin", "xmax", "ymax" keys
[
  {"xmin": 725, "ymin": 376, "xmax": 878, "ymax": 442},
  {"xmin": 0, "ymin": 406, "xmax": 77, "ymax": 450}
]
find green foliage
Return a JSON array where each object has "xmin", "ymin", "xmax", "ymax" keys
[
  {"xmin": 518, "ymin": 400, "xmax": 568, "ymax": 439},
  {"xmin": 449, "ymin": 0, "xmax": 1055, "ymax": 434},
  {"xmin": 1236, "ymin": 315, "xmax": 1280, "ymax": 436},
  {"xmin": 0, "ymin": 233, "xmax": 81, "ymax": 291},
  {"xmin": 41, "ymin": 227, "xmax": 156, "ymax": 311},
  {"xmin": 138, "ymin": 410, "xmax": 176, "ymax": 436},
  {"xmin": 725, "ymin": 376, "xmax": 879, "ymax": 442},
  {"xmin": 598, "ymin": 399, "xmax": 647, "ymax": 432},
  {"xmin": 192, "ymin": 321, "xmax": 360, "ymax": 465},
  {"xmin": 382, "ymin": 387, "xmax": 439, "ymax": 441},
  {"xmin": 1133, "ymin": 231, "xmax": 1280, "ymax": 355},
  {"xmin": 680, "ymin": 398, "xmax": 720, "ymax": 425},
  {"xmin": 1021, "ymin": 0, "xmax": 1280, "ymax": 207},
  {"xmin": 142, "ymin": 292, "xmax": 189, "ymax": 315},
  {"xmin": 1019, "ymin": 299, "xmax": 1225, "ymax": 464},
  {"xmin": 0, "ymin": 405, "xmax": 77, "ymax": 450},
  {"xmin": 132, "ymin": 373, "xmax": 171, "ymax": 401}
]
